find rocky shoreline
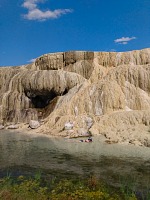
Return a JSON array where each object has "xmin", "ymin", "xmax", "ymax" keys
[{"xmin": 0, "ymin": 118, "xmax": 150, "ymax": 148}]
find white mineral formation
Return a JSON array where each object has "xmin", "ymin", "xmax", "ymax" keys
[
  {"xmin": 29, "ymin": 120, "xmax": 40, "ymax": 129},
  {"xmin": 7, "ymin": 124, "xmax": 19, "ymax": 129},
  {"xmin": 0, "ymin": 125, "xmax": 4, "ymax": 130},
  {"xmin": 0, "ymin": 49, "xmax": 150, "ymax": 146}
]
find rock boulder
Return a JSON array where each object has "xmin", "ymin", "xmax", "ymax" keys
[{"xmin": 29, "ymin": 120, "xmax": 40, "ymax": 129}]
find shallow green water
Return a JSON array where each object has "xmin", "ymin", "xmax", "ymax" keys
[{"xmin": 0, "ymin": 130, "xmax": 150, "ymax": 189}]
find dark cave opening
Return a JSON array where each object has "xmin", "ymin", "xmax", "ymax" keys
[
  {"xmin": 31, "ymin": 95, "xmax": 50, "ymax": 108},
  {"xmin": 25, "ymin": 88, "xmax": 69, "ymax": 109},
  {"xmin": 24, "ymin": 89, "xmax": 70, "ymax": 120},
  {"xmin": 25, "ymin": 90, "xmax": 58, "ymax": 109},
  {"xmin": 32, "ymin": 91, "xmax": 57, "ymax": 108}
]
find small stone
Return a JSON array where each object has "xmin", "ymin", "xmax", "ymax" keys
[
  {"xmin": 129, "ymin": 140, "xmax": 143, "ymax": 146},
  {"xmin": 0, "ymin": 125, "xmax": 4, "ymax": 130},
  {"xmin": 77, "ymin": 128, "xmax": 91, "ymax": 136},
  {"xmin": 105, "ymin": 139, "xmax": 118, "ymax": 144},
  {"xmin": 85, "ymin": 117, "xmax": 93, "ymax": 128},
  {"xmin": 29, "ymin": 120, "xmax": 40, "ymax": 129},
  {"xmin": 64, "ymin": 122, "xmax": 74, "ymax": 130},
  {"xmin": 7, "ymin": 124, "xmax": 19, "ymax": 129}
]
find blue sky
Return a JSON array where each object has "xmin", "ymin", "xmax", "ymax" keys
[{"xmin": 0, "ymin": 0, "xmax": 150, "ymax": 66}]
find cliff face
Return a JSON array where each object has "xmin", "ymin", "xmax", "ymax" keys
[{"xmin": 0, "ymin": 49, "xmax": 150, "ymax": 145}]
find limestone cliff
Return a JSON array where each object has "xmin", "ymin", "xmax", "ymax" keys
[{"xmin": 0, "ymin": 49, "xmax": 150, "ymax": 146}]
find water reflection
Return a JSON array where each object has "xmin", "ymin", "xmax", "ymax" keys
[{"xmin": 0, "ymin": 130, "xmax": 150, "ymax": 188}]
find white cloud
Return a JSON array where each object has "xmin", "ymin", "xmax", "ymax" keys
[
  {"xmin": 114, "ymin": 37, "xmax": 136, "ymax": 45},
  {"xmin": 24, "ymin": 8, "xmax": 72, "ymax": 21},
  {"xmin": 28, "ymin": 58, "xmax": 36, "ymax": 63},
  {"xmin": 23, "ymin": 1, "xmax": 37, "ymax": 10},
  {"xmin": 22, "ymin": 0, "xmax": 73, "ymax": 21}
]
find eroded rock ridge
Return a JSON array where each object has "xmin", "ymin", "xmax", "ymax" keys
[{"xmin": 0, "ymin": 49, "xmax": 150, "ymax": 146}]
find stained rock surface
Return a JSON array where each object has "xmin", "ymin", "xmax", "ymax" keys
[{"xmin": 0, "ymin": 49, "xmax": 150, "ymax": 146}]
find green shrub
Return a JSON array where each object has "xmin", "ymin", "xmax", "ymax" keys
[{"xmin": 0, "ymin": 174, "xmax": 141, "ymax": 200}]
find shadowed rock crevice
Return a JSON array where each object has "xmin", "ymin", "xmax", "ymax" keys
[
  {"xmin": 32, "ymin": 95, "xmax": 50, "ymax": 108},
  {"xmin": 24, "ymin": 88, "xmax": 70, "ymax": 120},
  {"xmin": 25, "ymin": 90, "xmax": 58, "ymax": 109},
  {"xmin": 27, "ymin": 90, "xmax": 69, "ymax": 121}
]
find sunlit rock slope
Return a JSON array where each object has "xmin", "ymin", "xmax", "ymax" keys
[{"xmin": 0, "ymin": 49, "xmax": 150, "ymax": 146}]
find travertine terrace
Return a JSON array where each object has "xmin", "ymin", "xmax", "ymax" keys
[{"xmin": 0, "ymin": 49, "xmax": 150, "ymax": 146}]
